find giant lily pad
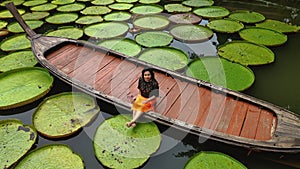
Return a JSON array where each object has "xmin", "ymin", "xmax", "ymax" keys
[
  {"xmin": 193, "ymin": 6, "xmax": 230, "ymax": 18},
  {"xmin": 186, "ymin": 57, "xmax": 255, "ymax": 91},
  {"xmin": 30, "ymin": 3, "xmax": 57, "ymax": 12},
  {"xmin": 93, "ymin": 115, "xmax": 161, "ymax": 169},
  {"xmin": 228, "ymin": 10, "xmax": 265, "ymax": 24},
  {"xmin": 184, "ymin": 151, "xmax": 247, "ymax": 169},
  {"xmin": 239, "ymin": 27, "xmax": 287, "ymax": 46},
  {"xmin": 207, "ymin": 18, "xmax": 244, "ymax": 33},
  {"xmin": 23, "ymin": 0, "xmax": 47, "ymax": 7},
  {"xmin": 0, "ymin": 9, "xmax": 25, "ymax": 19},
  {"xmin": 104, "ymin": 11, "xmax": 131, "ymax": 21},
  {"xmin": 218, "ymin": 41, "xmax": 274, "ymax": 66},
  {"xmin": 0, "ymin": 20, "xmax": 8, "ymax": 29},
  {"xmin": 97, "ymin": 38, "xmax": 141, "ymax": 57},
  {"xmin": 1, "ymin": 0, "xmax": 24, "ymax": 6},
  {"xmin": 139, "ymin": 0, "xmax": 160, "ymax": 4},
  {"xmin": 0, "ymin": 67, "xmax": 53, "ymax": 110},
  {"xmin": 14, "ymin": 144, "xmax": 84, "ymax": 168},
  {"xmin": 51, "ymin": 0, "xmax": 75, "ymax": 5},
  {"xmin": 168, "ymin": 13, "xmax": 202, "ymax": 24},
  {"xmin": 117, "ymin": 0, "xmax": 138, "ymax": 2},
  {"xmin": 0, "ymin": 34, "xmax": 31, "ymax": 51},
  {"xmin": 108, "ymin": 3, "xmax": 134, "ymax": 10},
  {"xmin": 170, "ymin": 24, "xmax": 213, "ymax": 42},
  {"xmin": 81, "ymin": 6, "xmax": 112, "ymax": 15},
  {"xmin": 256, "ymin": 19, "xmax": 300, "ymax": 33},
  {"xmin": 138, "ymin": 47, "xmax": 188, "ymax": 71},
  {"xmin": 7, "ymin": 20, "xmax": 44, "ymax": 33},
  {"xmin": 84, "ymin": 22, "xmax": 129, "ymax": 39},
  {"xmin": 33, "ymin": 92, "xmax": 99, "ymax": 138},
  {"xmin": 46, "ymin": 26, "xmax": 83, "ymax": 39},
  {"xmin": 91, "ymin": 0, "xmax": 114, "ymax": 5},
  {"xmin": 76, "ymin": 16, "xmax": 103, "ymax": 25},
  {"xmin": 164, "ymin": 4, "xmax": 192, "ymax": 13},
  {"xmin": 57, "ymin": 3, "xmax": 86, "ymax": 12},
  {"xmin": 0, "ymin": 50, "xmax": 37, "ymax": 72},
  {"xmin": 22, "ymin": 12, "xmax": 50, "ymax": 20},
  {"xmin": 45, "ymin": 13, "xmax": 78, "ymax": 24},
  {"xmin": 135, "ymin": 31, "xmax": 173, "ymax": 47},
  {"xmin": 0, "ymin": 119, "xmax": 37, "ymax": 169},
  {"xmin": 182, "ymin": 0, "xmax": 214, "ymax": 7},
  {"xmin": 133, "ymin": 15, "xmax": 169, "ymax": 30},
  {"xmin": 130, "ymin": 4, "xmax": 163, "ymax": 15}
]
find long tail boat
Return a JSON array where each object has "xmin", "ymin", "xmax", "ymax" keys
[{"xmin": 6, "ymin": 3, "xmax": 300, "ymax": 153}]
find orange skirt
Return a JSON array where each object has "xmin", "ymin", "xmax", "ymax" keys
[{"xmin": 131, "ymin": 94, "xmax": 156, "ymax": 113}]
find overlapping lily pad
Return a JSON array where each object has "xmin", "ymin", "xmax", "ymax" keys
[
  {"xmin": 0, "ymin": 9, "xmax": 25, "ymax": 19},
  {"xmin": 93, "ymin": 115, "xmax": 161, "ymax": 169},
  {"xmin": 0, "ymin": 50, "xmax": 37, "ymax": 72},
  {"xmin": 7, "ymin": 20, "xmax": 44, "ymax": 33},
  {"xmin": 109, "ymin": 3, "xmax": 134, "ymax": 10},
  {"xmin": 138, "ymin": 47, "xmax": 188, "ymax": 71},
  {"xmin": 81, "ymin": 6, "xmax": 112, "ymax": 15},
  {"xmin": 184, "ymin": 151, "xmax": 247, "ymax": 169},
  {"xmin": 207, "ymin": 18, "xmax": 244, "ymax": 33},
  {"xmin": 228, "ymin": 10, "xmax": 265, "ymax": 24},
  {"xmin": 0, "ymin": 119, "xmax": 37, "ymax": 169},
  {"xmin": 30, "ymin": 3, "xmax": 57, "ymax": 12},
  {"xmin": 182, "ymin": 0, "xmax": 214, "ymax": 7},
  {"xmin": 92, "ymin": 0, "xmax": 114, "ymax": 5},
  {"xmin": 0, "ymin": 67, "xmax": 53, "ymax": 110},
  {"xmin": 97, "ymin": 38, "xmax": 141, "ymax": 57},
  {"xmin": 256, "ymin": 19, "xmax": 300, "ymax": 33},
  {"xmin": 76, "ymin": 16, "xmax": 103, "ymax": 25},
  {"xmin": 239, "ymin": 27, "xmax": 287, "ymax": 46},
  {"xmin": 133, "ymin": 15, "xmax": 169, "ymax": 30},
  {"xmin": 170, "ymin": 24, "xmax": 213, "ymax": 42},
  {"xmin": 22, "ymin": 12, "xmax": 50, "ymax": 20},
  {"xmin": 168, "ymin": 13, "xmax": 202, "ymax": 24},
  {"xmin": 57, "ymin": 3, "xmax": 86, "ymax": 12},
  {"xmin": 164, "ymin": 4, "xmax": 192, "ymax": 13},
  {"xmin": 135, "ymin": 31, "xmax": 173, "ymax": 47},
  {"xmin": 104, "ymin": 11, "xmax": 131, "ymax": 21},
  {"xmin": 23, "ymin": 0, "xmax": 47, "ymax": 7},
  {"xmin": 193, "ymin": 6, "xmax": 230, "ymax": 18},
  {"xmin": 33, "ymin": 92, "xmax": 99, "ymax": 138},
  {"xmin": 218, "ymin": 41, "xmax": 274, "ymax": 65},
  {"xmin": 0, "ymin": 34, "xmax": 31, "ymax": 51},
  {"xmin": 84, "ymin": 22, "xmax": 129, "ymax": 39},
  {"xmin": 14, "ymin": 144, "xmax": 84, "ymax": 168},
  {"xmin": 130, "ymin": 4, "xmax": 163, "ymax": 15},
  {"xmin": 186, "ymin": 57, "xmax": 255, "ymax": 91},
  {"xmin": 45, "ymin": 13, "xmax": 78, "ymax": 24}
]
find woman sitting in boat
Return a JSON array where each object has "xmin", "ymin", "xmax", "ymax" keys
[{"xmin": 126, "ymin": 68, "xmax": 159, "ymax": 128}]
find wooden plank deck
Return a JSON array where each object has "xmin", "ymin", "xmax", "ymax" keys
[{"xmin": 46, "ymin": 44, "xmax": 277, "ymax": 141}]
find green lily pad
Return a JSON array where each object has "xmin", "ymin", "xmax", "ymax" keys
[
  {"xmin": 256, "ymin": 19, "xmax": 300, "ymax": 33},
  {"xmin": 135, "ymin": 31, "xmax": 173, "ymax": 47},
  {"xmin": 22, "ymin": 12, "xmax": 50, "ymax": 20},
  {"xmin": 93, "ymin": 115, "xmax": 161, "ymax": 169},
  {"xmin": 0, "ymin": 67, "xmax": 53, "ymax": 110},
  {"xmin": 33, "ymin": 92, "xmax": 99, "ymax": 138},
  {"xmin": 0, "ymin": 50, "xmax": 37, "ymax": 72},
  {"xmin": 7, "ymin": 20, "xmax": 44, "ymax": 33},
  {"xmin": 0, "ymin": 34, "xmax": 31, "ymax": 51},
  {"xmin": 30, "ymin": 3, "xmax": 57, "ymax": 12},
  {"xmin": 130, "ymin": 4, "xmax": 163, "ymax": 15},
  {"xmin": 139, "ymin": 0, "xmax": 160, "ymax": 4},
  {"xmin": 133, "ymin": 15, "xmax": 169, "ymax": 30},
  {"xmin": 57, "ymin": 3, "xmax": 86, "ymax": 12},
  {"xmin": 0, "ymin": 20, "xmax": 8, "ymax": 29},
  {"xmin": 117, "ymin": 0, "xmax": 138, "ymax": 3},
  {"xmin": 182, "ymin": 0, "xmax": 214, "ymax": 7},
  {"xmin": 218, "ymin": 41, "xmax": 275, "ymax": 66},
  {"xmin": 239, "ymin": 27, "xmax": 287, "ymax": 46},
  {"xmin": 186, "ymin": 57, "xmax": 255, "ymax": 91},
  {"xmin": 193, "ymin": 6, "xmax": 230, "ymax": 18},
  {"xmin": 228, "ymin": 10, "xmax": 265, "ymax": 24},
  {"xmin": 81, "ymin": 6, "xmax": 112, "ymax": 15},
  {"xmin": 14, "ymin": 144, "xmax": 84, "ymax": 168},
  {"xmin": 76, "ymin": 15, "xmax": 103, "ymax": 25},
  {"xmin": 138, "ymin": 47, "xmax": 188, "ymax": 71},
  {"xmin": 91, "ymin": 0, "xmax": 114, "ymax": 5},
  {"xmin": 168, "ymin": 13, "xmax": 202, "ymax": 24},
  {"xmin": 207, "ymin": 18, "xmax": 244, "ymax": 33},
  {"xmin": 170, "ymin": 24, "xmax": 213, "ymax": 42},
  {"xmin": 84, "ymin": 22, "xmax": 129, "ymax": 39},
  {"xmin": 104, "ymin": 11, "xmax": 131, "ymax": 21},
  {"xmin": 0, "ymin": 119, "xmax": 37, "ymax": 169},
  {"xmin": 0, "ymin": 0, "xmax": 24, "ymax": 6},
  {"xmin": 46, "ymin": 27, "xmax": 83, "ymax": 39},
  {"xmin": 184, "ymin": 151, "xmax": 247, "ymax": 169},
  {"xmin": 23, "ymin": 0, "xmax": 47, "ymax": 7},
  {"xmin": 164, "ymin": 4, "xmax": 192, "ymax": 13},
  {"xmin": 51, "ymin": 0, "xmax": 75, "ymax": 5},
  {"xmin": 46, "ymin": 13, "xmax": 78, "ymax": 24},
  {"xmin": 0, "ymin": 9, "xmax": 25, "ymax": 19},
  {"xmin": 109, "ymin": 3, "xmax": 134, "ymax": 10}
]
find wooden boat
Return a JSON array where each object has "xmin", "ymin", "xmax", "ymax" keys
[{"xmin": 6, "ymin": 3, "xmax": 300, "ymax": 153}]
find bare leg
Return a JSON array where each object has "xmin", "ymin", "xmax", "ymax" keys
[{"xmin": 127, "ymin": 111, "xmax": 143, "ymax": 127}]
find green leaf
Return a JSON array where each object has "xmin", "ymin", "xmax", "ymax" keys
[
  {"xmin": 30, "ymin": 3, "xmax": 57, "ymax": 12},
  {"xmin": 133, "ymin": 14, "xmax": 169, "ymax": 30},
  {"xmin": 46, "ymin": 26, "xmax": 83, "ymax": 39},
  {"xmin": 207, "ymin": 18, "xmax": 244, "ymax": 33},
  {"xmin": 0, "ymin": 0, "xmax": 24, "ymax": 6},
  {"xmin": 76, "ymin": 15, "xmax": 103, "ymax": 25},
  {"xmin": 193, "ymin": 6, "xmax": 230, "ymax": 18},
  {"xmin": 256, "ymin": 19, "xmax": 300, "ymax": 33},
  {"xmin": 84, "ymin": 22, "xmax": 129, "ymax": 39},
  {"xmin": 51, "ymin": 0, "xmax": 75, "ymax": 5},
  {"xmin": 80, "ymin": 6, "xmax": 112, "ymax": 15},
  {"xmin": 45, "ymin": 13, "xmax": 78, "ymax": 24},
  {"xmin": 91, "ymin": 0, "xmax": 114, "ymax": 5},
  {"xmin": 104, "ymin": 11, "xmax": 131, "ymax": 21},
  {"xmin": 164, "ymin": 4, "xmax": 192, "ymax": 13},
  {"xmin": 139, "ymin": 0, "xmax": 160, "ymax": 4},
  {"xmin": 130, "ymin": 4, "xmax": 163, "ymax": 15},
  {"xmin": 135, "ymin": 31, "xmax": 173, "ymax": 47},
  {"xmin": 170, "ymin": 24, "xmax": 213, "ymax": 42},
  {"xmin": 23, "ymin": 0, "xmax": 47, "ymax": 7},
  {"xmin": 0, "ymin": 9, "xmax": 25, "ymax": 19},
  {"xmin": 7, "ymin": 20, "xmax": 44, "ymax": 33},
  {"xmin": 22, "ymin": 12, "xmax": 50, "ymax": 20},
  {"xmin": 0, "ymin": 50, "xmax": 37, "ymax": 72},
  {"xmin": 0, "ymin": 34, "xmax": 31, "ymax": 51},
  {"xmin": 56, "ymin": 3, "xmax": 86, "ymax": 12},
  {"xmin": 108, "ymin": 3, "xmax": 134, "ymax": 10},
  {"xmin": 228, "ymin": 10, "xmax": 265, "ymax": 24},
  {"xmin": 182, "ymin": 0, "xmax": 214, "ymax": 7},
  {"xmin": 168, "ymin": 13, "xmax": 202, "ymax": 24},
  {"xmin": 0, "ymin": 20, "xmax": 8, "ymax": 29}
]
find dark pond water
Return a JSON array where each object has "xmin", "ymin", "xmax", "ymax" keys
[{"xmin": 1, "ymin": 0, "xmax": 300, "ymax": 168}]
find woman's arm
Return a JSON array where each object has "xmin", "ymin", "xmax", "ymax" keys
[{"xmin": 142, "ymin": 95, "xmax": 156, "ymax": 104}]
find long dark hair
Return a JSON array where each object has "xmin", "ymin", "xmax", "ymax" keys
[{"xmin": 141, "ymin": 68, "xmax": 156, "ymax": 82}]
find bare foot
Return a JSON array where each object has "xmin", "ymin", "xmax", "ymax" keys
[
  {"xmin": 131, "ymin": 122, "xmax": 136, "ymax": 128},
  {"xmin": 126, "ymin": 121, "xmax": 136, "ymax": 128}
]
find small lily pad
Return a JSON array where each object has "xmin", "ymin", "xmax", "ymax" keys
[
  {"xmin": 30, "ymin": 3, "xmax": 57, "ymax": 12},
  {"xmin": 81, "ymin": 6, "xmax": 112, "ymax": 15},
  {"xmin": 23, "ymin": 0, "xmax": 47, "ymax": 7},
  {"xmin": 46, "ymin": 27, "xmax": 83, "ymax": 39},
  {"xmin": 7, "ymin": 20, "xmax": 44, "ymax": 33},
  {"xmin": 14, "ymin": 144, "xmax": 84, "ymax": 168},
  {"xmin": 184, "ymin": 151, "xmax": 247, "ymax": 169},
  {"xmin": 239, "ymin": 27, "xmax": 287, "ymax": 46},
  {"xmin": 76, "ymin": 15, "xmax": 103, "ymax": 25},
  {"xmin": 256, "ymin": 19, "xmax": 300, "ymax": 33},
  {"xmin": 93, "ymin": 115, "xmax": 161, "ymax": 169},
  {"xmin": 186, "ymin": 57, "xmax": 255, "ymax": 91},
  {"xmin": 84, "ymin": 22, "xmax": 129, "ymax": 39},
  {"xmin": 0, "ymin": 20, "xmax": 8, "ymax": 29},
  {"xmin": 135, "ymin": 31, "xmax": 173, "ymax": 47},
  {"xmin": 228, "ymin": 10, "xmax": 265, "ymax": 24},
  {"xmin": 168, "ymin": 13, "xmax": 202, "ymax": 24},
  {"xmin": 97, "ymin": 38, "xmax": 141, "ymax": 57},
  {"xmin": 133, "ymin": 15, "xmax": 169, "ymax": 30},
  {"xmin": 139, "ymin": 0, "xmax": 160, "ymax": 4},
  {"xmin": 104, "ymin": 11, "xmax": 131, "ymax": 21},
  {"xmin": 0, "ymin": 119, "xmax": 37, "ymax": 169},
  {"xmin": 91, "ymin": 0, "xmax": 114, "ymax": 5},
  {"xmin": 0, "ymin": 50, "xmax": 37, "ymax": 72},
  {"xmin": 218, "ymin": 41, "xmax": 274, "ymax": 66},
  {"xmin": 130, "ymin": 4, "xmax": 163, "ymax": 15},
  {"xmin": 46, "ymin": 13, "xmax": 78, "ymax": 24},
  {"xmin": 182, "ymin": 0, "xmax": 214, "ymax": 7},
  {"xmin": 0, "ymin": 34, "xmax": 31, "ymax": 51},
  {"xmin": 193, "ymin": 6, "xmax": 230, "ymax": 18},
  {"xmin": 0, "ymin": 9, "xmax": 25, "ymax": 19},
  {"xmin": 57, "ymin": 3, "xmax": 86, "ymax": 12},
  {"xmin": 33, "ymin": 92, "xmax": 99, "ymax": 138},
  {"xmin": 22, "ymin": 12, "xmax": 50, "ymax": 20},
  {"xmin": 164, "ymin": 4, "xmax": 192, "ymax": 13},
  {"xmin": 170, "ymin": 24, "xmax": 213, "ymax": 42},
  {"xmin": 207, "ymin": 18, "xmax": 244, "ymax": 33},
  {"xmin": 51, "ymin": 0, "xmax": 75, "ymax": 5},
  {"xmin": 108, "ymin": 3, "xmax": 134, "ymax": 10},
  {"xmin": 138, "ymin": 47, "xmax": 188, "ymax": 71}
]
